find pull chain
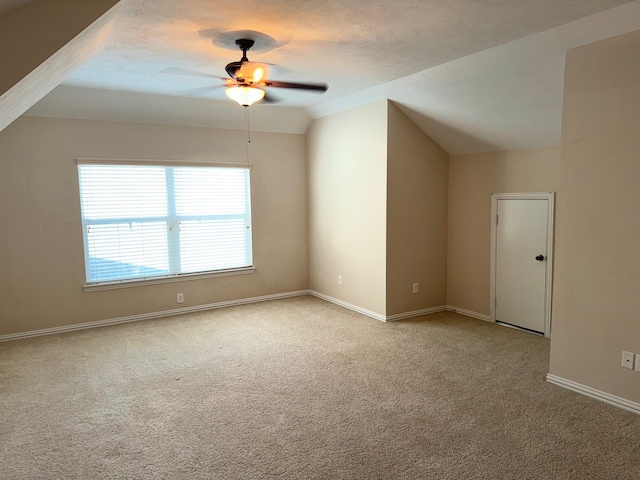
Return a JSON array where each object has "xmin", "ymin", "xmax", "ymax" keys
[{"xmin": 244, "ymin": 106, "xmax": 252, "ymax": 164}]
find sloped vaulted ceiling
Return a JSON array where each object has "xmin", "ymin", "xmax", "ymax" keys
[{"xmin": 8, "ymin": 0, "xmax": 640, "ymax": 153}]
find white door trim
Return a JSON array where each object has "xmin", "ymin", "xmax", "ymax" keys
[{"xmin": 490, "ymin": 192, "xmax": 555, "ymax": 337}]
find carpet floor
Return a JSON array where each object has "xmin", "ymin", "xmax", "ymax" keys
[{"xmin": 1, "ymin": 295, "xmax": 639, "ymax": 479}]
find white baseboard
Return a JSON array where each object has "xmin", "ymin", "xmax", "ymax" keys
[
  {"xmin": 446, "ymin": 306, "xmax": 491, "ymax": 322},
  {"xmin": 546, "ymin": 374, "xmax": 640, "ymax": 416},
  {"xmin": 0, "ymin": 290, "xmax": 310, "ymax": 342},
  {"xmin": 1, "ymin": 293, "xmax": 495, "ymax": 342},
  {"xmin": 308, "ymin": 291, "xmax": 387, "ymax": 321},
  {"xmin": 386, "ymin": 305, "xmax": 448, "ymax": 322},
  {"xmin": 308, "ymin": 290, "xmax": 449, "ymax": 322}
]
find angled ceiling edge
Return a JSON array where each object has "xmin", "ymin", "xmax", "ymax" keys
[{"xmin": 0, "ymin": 0, "xmax": 121, "ymax": 133}]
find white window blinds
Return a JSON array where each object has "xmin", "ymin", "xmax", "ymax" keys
[{"xmin": 77, "ymin": 162, "xmax": 252, "ymax": 284}]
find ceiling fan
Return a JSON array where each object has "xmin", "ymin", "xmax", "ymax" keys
[{"xmin": 223, "ymin": 38, "xmax": 328, "ymax": 107}]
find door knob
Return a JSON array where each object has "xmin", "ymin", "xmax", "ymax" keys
[{"xmin": 535, "ymin": 255, "xmax": 545, "ymax": 261}]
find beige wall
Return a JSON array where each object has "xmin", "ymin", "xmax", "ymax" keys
[
  {"xmin": 386, "ymin": 102, "xmax": 449, "ymax": 315},
  {"xmin": 0, "ymin": 116, "xmax": 308, "ymax": 336},
  {"xmin": 549, "ymin": 30, "xmax": 640, "ymax": 403},
  {"xmin": 447, "ymin": 147, "xmax": 561, "ymax": 315},
  {"xmin": 307, "ymin": 100, "xmax": 388, "ymax": 315}
]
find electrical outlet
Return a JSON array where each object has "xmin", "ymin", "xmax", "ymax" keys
[
  {"xmin": 412, "ymin": 283, "xmax": 419, "ymax": 294},
  {"xmin": 622, "ymin": 351, "xmax": 634, "ymax": 369},
  {"xmin": 338, "ymin": 275, "xmax": 343, "ymax": 285},
  {"xmin": 635, "ymin": 355, "xmax": 640, "ymax": 372},
  {"xmin": 177, "ymin": 293, "xmax": 184, "ymax": 304}
]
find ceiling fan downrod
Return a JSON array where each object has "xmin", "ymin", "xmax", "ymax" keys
[{"xmin": 235, "ymin": 39, "xmax": 255, "ymax": 61}]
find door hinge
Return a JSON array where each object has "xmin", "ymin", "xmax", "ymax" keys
[
  {"xmin": 494, "ymin": 297, "xmax": 497, "ymax": 307},
  {"xmin": 495, "ymin": 214, "xmax": 499, "ymax": 225}
]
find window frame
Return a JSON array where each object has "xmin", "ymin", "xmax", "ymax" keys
[{"xmin": 76, "ymin": 158, "xmax": 255, "ymax": 292}]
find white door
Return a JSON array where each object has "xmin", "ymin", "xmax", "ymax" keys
[{"xmin": 492, "ymin": 194, "xmax": 553, "ymax": 335}]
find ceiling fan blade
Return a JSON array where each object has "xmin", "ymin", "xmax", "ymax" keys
[
  {"xmin": 263, "ymin": 80, "xmax": 328, "ymax": 92},
  {"xmin": 161, "ymin": 66, "xmax": 219, "ymax": 79},
  {"xmin": 261, "ymin": 92, "xmax": 281, "ymax": 104}
]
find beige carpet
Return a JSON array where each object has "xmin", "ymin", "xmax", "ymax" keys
[{"xmin": 1, "ymin": 295, "xmax": 639, "ymax": 479}]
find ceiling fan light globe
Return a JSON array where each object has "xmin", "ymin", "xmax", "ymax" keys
[{"xmin": 225, "ymin": 86, "xmax": 265, "ymax": 107}]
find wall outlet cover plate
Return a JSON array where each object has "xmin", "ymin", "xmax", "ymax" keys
[{"xmin": 622, "ymin": 351, "xmax": 634, "ymax": 369}]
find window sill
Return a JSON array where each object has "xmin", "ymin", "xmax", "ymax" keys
[{"xmin": 83, "ymin": 267, "xmax": 256, "ymax": 292}]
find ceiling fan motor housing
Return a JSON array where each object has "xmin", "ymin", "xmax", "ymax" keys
[{"xmin": 226, "ymin": 39, "xmax": 257, "ymax": 81}]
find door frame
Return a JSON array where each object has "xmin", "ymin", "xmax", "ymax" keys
[{"xmin": 489, "ymin": 192, "xmax": 555, "ymax": 337}]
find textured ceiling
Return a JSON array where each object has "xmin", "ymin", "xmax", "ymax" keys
[{"xmin": 25, "ymin": 0, "xmax": 640, "ymax": 153}]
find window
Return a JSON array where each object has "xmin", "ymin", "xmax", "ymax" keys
[{"xmin": 77, "ymin": 161, "xmax": 252, "ymax": 285}]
